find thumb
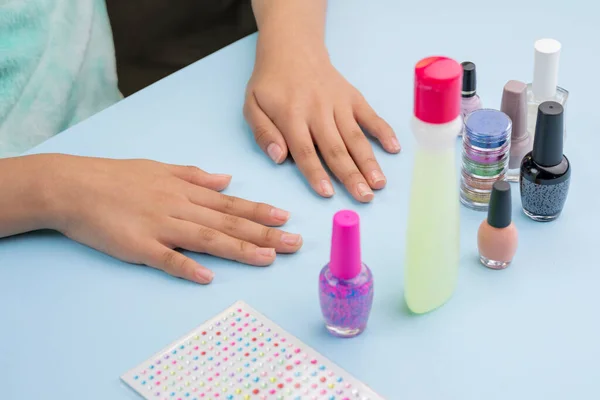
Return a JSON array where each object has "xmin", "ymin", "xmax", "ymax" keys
[{"xmin": 244, "ymin": 93, "xmax": 288, "ymax": 164}]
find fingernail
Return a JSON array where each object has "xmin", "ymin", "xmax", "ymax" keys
[
  {"xmin": 320, "ymin": 180, "xmax": 335, "ymax": 197},
  {"xmin": 195, "ymin": 268, "xmax": 214, "ymax": 284},
  {"xmin": 270, "ymin": 207, "xmax": 290, "ymax": 221},
  {"xmin": 391, "ymin": 138, "xmax": 401, "ymax": 152},
  {"xmin": 267, "ymin": 143, "xmax": 283, "ymax": 163},
  {"xmin": 371, "ymin": 170, "xmax": 386, "ymax": 185},
  {"xmin": 213, "ymin": 174, "xmax": 232, "ymax": 180},
  {"xmin": 256, "ymin": 247, "xmax": 276, "ymax": 258},
  {"xmin": 281, "ymin": 233, "xmax": 301, "ymax": 246},
  {"xmin": 357, "ymin": 182, "xmax": 374, "ymax": 199}
]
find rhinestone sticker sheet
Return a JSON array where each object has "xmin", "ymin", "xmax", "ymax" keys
[{"xmin": 122, "ymin": 300, "xmax": 384, "ymax": 400}]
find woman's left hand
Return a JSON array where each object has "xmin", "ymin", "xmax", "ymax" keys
[{"xmin": 244, "ymin": 32, "xmax": 400, "ymax": 203}]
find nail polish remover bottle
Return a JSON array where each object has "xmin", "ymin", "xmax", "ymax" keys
[
  {"xmin": 405, "ymin": 57, "xmax": 462, "ymax": 314},
  {"xmin": 520, "ymin": 101, "xmax": 571, "ymax": 221},
  {"xmin": 526, "ymin": 39, "xmax": 568, "ymax": 142},
  {"xmin": 319, "ymin": 210, "xmax": 373, "ymax": 337},
  {"xmin": 477, "ymin": 181, "xmax": 518, "ymax": 269}
]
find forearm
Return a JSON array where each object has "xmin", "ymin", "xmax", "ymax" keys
[
  {"xmin": 0, "ymin": 155, "xmax": 54, "ymax": 238},
  {"xmin": 251, "ymin": 0, "xmax": 328, "ymax": 57}
]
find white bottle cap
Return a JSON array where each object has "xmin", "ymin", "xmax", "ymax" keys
[{"xmin": 532, "ymin": 38, "xmax": 561, "ymax": 100}]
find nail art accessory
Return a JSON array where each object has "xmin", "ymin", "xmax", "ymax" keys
[
  {"xmin": 121, "ymin": 301, "xmax": 385, "ymax": 400},
  {"xmin": 460, "ymin": 109, "xmax": 512, "ymax": 211}
]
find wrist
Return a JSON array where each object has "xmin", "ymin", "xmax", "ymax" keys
[
  {"xmin": 28, "ymin": 154, "xmax": 70, "ymax": 232},
  {"xmin": 256, "ymin": 26, "xmax": 329, "ymax": 65},
  {"xmin": 252, "ymin": 0, "xmax": 329, "ymax": 65},
  {"xmin": 0, "ymin": 154, "xmax": 64, "ymax": 237}
]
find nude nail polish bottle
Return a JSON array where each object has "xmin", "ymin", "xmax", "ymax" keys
[
  {"xmin": 477, "ymin": 181, "xmax": 518, "ymax": 269},
  {"xmin": 502, "ymin": 80, "xmax": 531, "ymax": 182}
]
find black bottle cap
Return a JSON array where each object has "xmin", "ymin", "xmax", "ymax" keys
[
  {"xmin": 487, "ymin": 181, "xmax": 512, "ymax": 229},
  {"xmin": 461, "ymin": 61, "xmax": 477, "ymax": 97},
  {"xmin": 532, "ymin": 101, "xmax": 564, "ymax": 167}
]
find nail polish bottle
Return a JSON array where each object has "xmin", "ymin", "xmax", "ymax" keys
[
  {"xmin": 477, "ymin": 181, "xmax": 518, "ymax": 269},
  {"xmin": 502, "ymin": 80, "xmax": 531, "ymax": 182},
  {"xmin": 520, "ymin": 101, "xmax": 571, "ymax": 221},
  {"xmin": 319, "ymin": 210, "xmax": 373, "ymax": 337},
  {"xmin": 405, "ymin": 57, "xmax": 461, "ymax": 314},
  {"xmin": 459, "ymin": 61, "xmax": 483, "ymax": 136},
  {"xmin": 526, "ymin": 38, "xmax": 568, "ymax": 141}
]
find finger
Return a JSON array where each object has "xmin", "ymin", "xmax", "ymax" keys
[
  {"xmin": 283, "ymin": 120, "xmax": 335, "ymax": 198},
  {"xmin": 311, "ymin": 117, "xmax": 374, "ymax": 203},
  {"xmin": 168, "ymin": 164, "xmax": 232, "ymax": 191},
  {"xmin": 184, "ymin": 185, "xmax": 291, "ymax": 226},
  {"xmin": 244, "ymin": 93, "xmax": 288, "ymax": 164},
  {"xmin": 144, "ymin": 243, "xmax": 214, "ymax": 284},
  {"xmin": 165, "ymin": 219, "xmax": 276, "ymax": 267},
  {"xmin": 335, "ymin": 109, "xmax": 386, "ymax": 190},
  {"xmin": 174, "ymin": 205, "xmax": 302, "ymax": 254},
  {"xmin": 353, "ymin": 97, "xmax": 401, "ymax": 153}
]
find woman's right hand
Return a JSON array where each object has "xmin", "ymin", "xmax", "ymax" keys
[{"xmin": 36, "ymin": 154, "xmax": 302, "ymax": 284}]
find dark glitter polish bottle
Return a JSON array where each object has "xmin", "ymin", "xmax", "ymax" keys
[{"xmin": 520, "ymin": 101, "xmax": 571, "ymax": 221}]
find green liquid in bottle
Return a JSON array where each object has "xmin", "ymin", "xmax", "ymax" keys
[{"xmin": 405, "ymin": 147, "xmax": 460, "ymax": 314}]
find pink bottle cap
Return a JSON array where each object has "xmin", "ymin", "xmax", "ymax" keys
[
  {"xmin": 330, "ymin": 210, "xmax": 362, "ymax": 280},
  {"xmin": 414, "ymin": 56, "xmax": 462, "ymax": 124}
]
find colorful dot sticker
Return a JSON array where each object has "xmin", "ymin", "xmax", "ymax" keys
[{"xmin": 121, "ymin": 301, "xmax": 383, "ymax": 399}]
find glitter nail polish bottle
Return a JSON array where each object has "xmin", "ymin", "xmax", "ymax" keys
[
  {"xmin": 520, "ymin": 101, "xmax": 571, "ymax": 221},
  {"xmin": 319, "ymin": 210, "xmax": 373, "ymax": 338},
  {"xmin": 459, "ymin": 61, "xmax": 483, "ymax": 136},
  {"xmin": 477, "ymin": 181, "xmax": 518, "ymax": 269}
]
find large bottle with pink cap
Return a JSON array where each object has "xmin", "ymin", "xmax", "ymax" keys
[
  {"xmin": 319, "ymin": 210, "xmax": 374, "ymax": 338},
  {"xmin": 404, "ymin": 57, "xmax": 462, "ymax": 314}
]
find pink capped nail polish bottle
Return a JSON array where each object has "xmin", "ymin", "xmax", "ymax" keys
[{"xmin": 319, "ymin": 210, "xmax": 374, "ymax": 338}]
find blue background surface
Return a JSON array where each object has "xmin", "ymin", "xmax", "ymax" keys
[{"xmin": 1, "ymin": 0, "xmax": 598, "ymax": 398}]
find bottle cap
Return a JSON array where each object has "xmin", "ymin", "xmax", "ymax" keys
[
  {"xmin": 532, "ymin": 38, "xmax": 561, "ymax": 100},
  {"xmin": 330, "ymin": 210, "xmax": 362, "ymax": 280},
  {"xmin": 414, "ymin": 56, "xmax": 462, "ymax": 124},
  {"xmin": 487, "ymin": 181, "xmax": 512, "ymax": 229},
  {"xmin": 461, "ymin": 61, "xmax": 477, "ymax": 97},
  {"xmin": 500, "ymin": 80, "xmax": 528, "ymax": 141},
  {"xmin": 532, "ymin": 101, "xmax": 564, "ymax": 167}
]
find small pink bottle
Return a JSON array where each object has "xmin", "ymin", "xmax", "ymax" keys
[
  {"xmin": 318, "ymin": 210, "xmax": 374, "ymax": 338},
  {"xmin": 459, "ymin": 61, "xmax": 483, "ymax": 136}
]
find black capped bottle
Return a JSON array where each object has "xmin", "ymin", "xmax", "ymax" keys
[{"xmin": 519, "ymin": 101, "xmax": 571, "ymax": 221}]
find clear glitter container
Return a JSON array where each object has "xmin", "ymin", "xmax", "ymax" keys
[{"xmin": 460, "ymin": 109, "xmax": 512, "ymax": 211}]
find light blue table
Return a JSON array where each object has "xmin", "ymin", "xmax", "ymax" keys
[{"xmin": 1, "ymin": 1, "xmax": 598, "ymax": 398}]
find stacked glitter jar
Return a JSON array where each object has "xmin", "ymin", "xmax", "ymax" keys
[{"xmin": 460, "ymin": 109, "xmax": 512, "ymax": 211}]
